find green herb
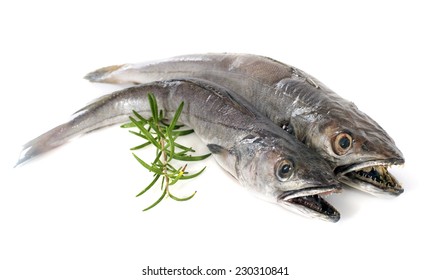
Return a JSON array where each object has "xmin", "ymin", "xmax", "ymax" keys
[{"xmin": 122, "ymin": 94, "xmax": 211, "ymax": 211}]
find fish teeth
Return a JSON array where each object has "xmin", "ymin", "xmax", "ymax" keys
[{"xmin": 351, "ymin": 165, "xmax": 400, "ymax": 189}]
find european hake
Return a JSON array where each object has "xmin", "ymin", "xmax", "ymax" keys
[
  {"xmin": 85, "ymin": 54, "xmax": 405, "ymax": 196},
  {"xmin": 17, "ymin": 79, "xmax": 342, "ymax": 222}
]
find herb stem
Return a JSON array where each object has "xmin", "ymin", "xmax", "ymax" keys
[{"xmin": 122, "ymin": 94, "xmax": 209, "ymax": 211}]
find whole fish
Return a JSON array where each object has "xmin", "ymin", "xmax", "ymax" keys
[
  {"xmin": 17, "ymin": 79, "xmax": 341, "ymax": 222},
  {"xmin": 85, "ymin": 54, "xmax": 404, "ymax": 196}
]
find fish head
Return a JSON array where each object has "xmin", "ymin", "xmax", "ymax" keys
[
  {"xmin": 234, "ymin": 134, "xmax": 342, "ymax": 222},
  {"xmin": 298, "ymin": 102, "xmax": 404, "ymax": 196}
]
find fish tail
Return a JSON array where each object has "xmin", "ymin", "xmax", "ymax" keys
[
  {"xmin": 15, "ymin": 122, "xmax": 77, "ymax": 167},
  {"xmin": 84, "ymin": 64, "xmax": 127, "ymax": 83},
  {"xmin": 84, "ymin": 54, "xmax": 221, "ymax": 86},
  {"xmin": 15, "ymin": 82, "xmax": 177, "ymax": 166}
]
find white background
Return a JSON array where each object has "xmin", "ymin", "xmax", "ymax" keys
[{"xmin": 1, "ymin": 1, "xmax": 429, "ymax": 279}]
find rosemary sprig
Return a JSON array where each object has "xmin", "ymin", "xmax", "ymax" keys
[{"xmin": 121, "ymin": 94, "xmax": 211, "ymax": 211}]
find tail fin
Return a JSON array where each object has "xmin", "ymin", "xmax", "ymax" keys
[
  {"xmin": 84, "ymin": 64, "xmax": 126, "ymax": 83},
  {"xmin": 15, "ymin": 122, "xmax": 76, "ymax": 167}
]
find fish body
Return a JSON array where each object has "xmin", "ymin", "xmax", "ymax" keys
[
  {"xmin": 85, "ymin": 54, "xmax": 405, "ymax": 196},
  {"xmin": 17, "ymin": 79, "xmax": 341, "ymax": 222}
]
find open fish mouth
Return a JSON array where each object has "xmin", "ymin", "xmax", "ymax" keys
[
  {"xmin": 335, "ymin": 159, "xmax": 404, "ymax": 196},
  {"xmin": 278, "ymin": 186, "xmax": 341, "ymax": 222}
]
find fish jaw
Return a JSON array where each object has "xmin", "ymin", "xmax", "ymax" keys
[
  {"xmin": 277, "ymin": 186, "xmax": 341, "ymax": 222},
  {"xmin": 335, "ymin": 158, "xmax": 404, "ymax": 196}
]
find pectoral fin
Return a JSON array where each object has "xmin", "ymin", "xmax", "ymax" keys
[
  {"xmin": 207, "ymin": 144, "xmax": 229, "ymax": 154},
  {"xmin": 207, "ymin": 144, "xmax": 237, "ymax": 178}
]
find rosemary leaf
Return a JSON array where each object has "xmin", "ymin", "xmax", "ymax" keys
[
  {"xmin": 128, "ymin": 130, "xmax": 148, "ymax": 140},
  {"xmin": 153, "ymin": 151, "xmax": 162, "ymax": 165},
  {"xmin": 148, "ymin": 94, "xmax": 159, "ymax": 123},
  {"xmin": 169, "ymin": 191, "xmax": 197, "ymax": 202},
  {"xmin": 132, "ymin": 110, "xmax": 148, "ymax": 123},
  {"xmin": 136, "ymin": 174, "xmax": 161, "ymax": 197},
  {"xmin": 143, "ymin": 187, "xmax": 167, "ymax": 211},
  {"xmin": 180, "ymin": 166, "xmax": 207, "ymax": 180},
  {"xmin": 161, "ymin": 119, "xmax": 184, "ymax": 129},
  {"xmin": 167, "ymin": 133, "xmax": 175, "ymax": 162},
  {"xmin": 130, "ymin": 142, "xmax": 151, "ymax": 150},
  {"xmin": 132, "ymin": 153, "xmax": 162, "ymax": 174},
  {"xmin": 171, "ymin": 129, "xmax": 195, "ymax": 137},
  {"xmin": 130, "ymin": 116, "xmax": 161, "ymax": 149},
  {"xmin": 173, "ymin": 142, "xmax": 195, "ymax": 152},
  {"xmin": 169, "ymin": 152, "xmax": 212, "ymax": 162},
  {"xmin": 121, "ymin": 122, "xmax": 135, "ymax": 128},
  {"xmin": 168, "ymin": 101, "xmax": 184, "ymax": 132}
]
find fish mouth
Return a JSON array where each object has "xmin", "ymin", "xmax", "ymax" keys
[
  {"xmin": 335, "ymin": 158, "xmax": 404, "ymax": 196},
  {"xmin": 277, "ymin": 186, "xmax": 341, "ymax": 223}
]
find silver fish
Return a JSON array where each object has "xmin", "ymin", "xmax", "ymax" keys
[
  {"xmin": 85, "ymin": 54, "xmax": 405, "ymax": 196},
  {"xmin": 17, "ymin": 79, "xmax": 342, "ymax": 222}
]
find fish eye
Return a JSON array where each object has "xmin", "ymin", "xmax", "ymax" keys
[
  {"xmin": 332, "ymin": 132, "xmax": 353, "ymax": 155},
  {"xmin": 275, "ymin": 159, "xmax": 294, "ymax": 181}
]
